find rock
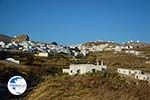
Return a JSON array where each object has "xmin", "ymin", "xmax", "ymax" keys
[
  {"xmin": 0, "ymin": 34, "xmax": 12, "ymax": 43},
  {"xmin": 11, "ymin": 34, "xmax": 29, "ymax": 43}
]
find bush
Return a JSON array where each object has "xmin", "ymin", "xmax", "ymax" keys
[
  {"xmin": 21, "ymin": 55, "xmax": 34, "ymax": 65},
  {"xmin": 46, "ymin": 67, "xmax": 62, "ymax": 76}
]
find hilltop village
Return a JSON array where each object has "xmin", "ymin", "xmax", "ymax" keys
[
  {"xmin": 0, "ymin": 34, "xmax": 150, "ymax": 78},
  {"xmin": 0, "ymin": 34, "xmax": 149, "ymax": 57},
  {"xmin": 0, "ymin": 34, "xmax": 150, "ymax": 100}
]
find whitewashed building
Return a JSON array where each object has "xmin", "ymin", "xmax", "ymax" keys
[
  {"xmin": 63, "ymin": 61, "xmax": 107, "ymax": 75},
  {"xmin": 125, "ymin": 50, "xmax": 141, "ymax": 56},
  {"xmin": 0, "ymin": 41, "xmax": 5, "ymax": 48},
  {"xmin": 117, "ymin": 68, "xmax": 150, "ymax": 81},
  {"xmin": 117, "ymin": 68, "xmax": 142, "ymax": 76},
  {"xmin": 34, "ymin": 52, "xmax": 49, "ymax": 57},
  {"xmin": 6, "ymin": 58, "xmax": 20, "ymax": 64},
  {"xmin": 135, "ymin": 74, "xmax": 150, "ymax": 81},
  {"xmin": 114, "ymin": 46, "xmax": 122, "ymax": 52}
]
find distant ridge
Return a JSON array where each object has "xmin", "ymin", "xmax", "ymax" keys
[
  {"xmin": 82, "ymin": 41, "xmax": 119, "ymax": 47},
  {"xmin": 0, "ymin": 34, "xmax": 12, "ymax": 43}
]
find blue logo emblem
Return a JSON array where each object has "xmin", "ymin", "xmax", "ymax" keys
[{"xmin": 7, "ymin": 76, "xmax": 27, "ymax": 95}]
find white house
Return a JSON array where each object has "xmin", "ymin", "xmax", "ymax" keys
[
  {"xmin": 34, "ymin": 52, "xmax": 49, "ymax": 57},
  {"xmin": 0, "ymin": 41, "xmax": 5, "ymax": 48},
  {"xmin": 6, "ymin": 58, "xmax": 20, "ymax": 64},
  {"xmin": 117, "ymin": 68, "xmax": 150, "ymax": 81},
  {"xmin": 125, "ymin": 50, "xmax": 141, "ymax": 56},
  {"xmin": 135, "ymin": 74, "xmax": 150, "ymax": 81},
  {"xmin": 114, "ymin": 46, "xmax": 122, "ymax": 52},
  {"xmin": 63, "ymin": 61, "xmax": 107, "ymax": 75},
  {"xmin": 117, "ymin": 68, "xmax": 142, "ymax": 76}
]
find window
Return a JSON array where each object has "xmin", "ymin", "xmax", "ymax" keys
[
  {"xmin": 71, "ymin": 70, "xmax": 73, "ymax": 73},
  {"xmin": 92, "ymin": 69, "xmax": 96, "ymax": 73},
  {"xmin": 77, "ymin": 69, "xmax": 80, "ymax": 74},
  {"xmin": 147, "ymin": 77, "xmax": 149, "ymax": 80},
  {"xmin": 129, "ymin": 71, "xmax": 131, "ymax": 74},
  {"xmin": 124, "ymin": 71, "xmax": 126, "ymax": 73}
]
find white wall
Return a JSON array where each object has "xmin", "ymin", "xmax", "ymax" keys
[
  {"xmin": 117, "ymin": 68, "xmax": 142, "ymax": 76},
  {"xmin": 117, "ymin": 68, "xmax": 132, "ymax": 75},
  {"xmin": 63, "ymin": 64, "xmax": 105, "ymax": 75},
  {"xmin": 135, "ymin": 74, "xmax": 150, "ymax": 81},
  {"xmin": 35, "ymin": 52, "xmax": 48, "ymax": 57},
  {"xmin": 6, "ymin": 58, "xmax": 20, "ymax": 64}
]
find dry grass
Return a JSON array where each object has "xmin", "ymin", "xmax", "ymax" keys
[{"xmin": 25, "ymin": 72, "xmax": 150, "ymax": 100}]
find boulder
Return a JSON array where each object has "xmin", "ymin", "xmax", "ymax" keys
[{"xmin": 11, "ymin": 34, "xmax": 29, "ymax": 43}]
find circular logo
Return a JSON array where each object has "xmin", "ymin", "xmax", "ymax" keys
[{"xmin": 7, "ymin": 76, "xmax": 27, "ymax": 95}]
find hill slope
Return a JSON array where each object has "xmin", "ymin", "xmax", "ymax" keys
[
  {"xmin": 25, "ymin": 73, "xmax": 150, "ymax": 100},
  {"xmin": 0, "ymin": 34, "xmax": 12, "ymax": 43}
]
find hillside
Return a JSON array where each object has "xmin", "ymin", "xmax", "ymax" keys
[
  {"xmin": 82, "ymin": 41, "xmax": 119, "ymax": 47},
  {"xmin": 25, "ymin": 73, "xmax": 150, "ymax": 100},
  {"xmin": 0, "ymin": 40, "xmax": 150, "ymax": 100},
  {"xmin": 0, "ymin": 46, "xmax": 150, "ymax": 99},
  {"xmin": 24, "ymin": 46, "xmax": 150, "ymax": 100},
  {"xmin": 0, "ymin": 34, "xmax": 12, "ymax": 43}
]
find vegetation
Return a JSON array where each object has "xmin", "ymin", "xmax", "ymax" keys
[
  {"xmin": 0, "ymin": 46, "xmax": 150, "ymax": 100},
  {"xmin": 25, "ymin": 72, "xmax": 150, "ymax": 100}
]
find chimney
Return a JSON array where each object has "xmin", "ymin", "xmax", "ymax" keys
[
  {"xmin": 96, "ymin": 61, "xmax": 99, "ymax": 65},
  {"xmin": 101, "ymin": 60, "xmax": 104, "ymax": 66}
]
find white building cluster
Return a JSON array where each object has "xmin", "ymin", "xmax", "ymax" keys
[
  {"xmin": 117, "ymin": 68, "xmax": 150, "ymax": 81},
  {"xmin": 0, "ymin": 40, "xmax": 88, "ymax": 57},
  {"xmin": 0, "ymin": 39, "xmax": 144, "ymax": 57},
  {"xmin": 72, "ymin": 41, "xmax": 142, "ymax": 56}
]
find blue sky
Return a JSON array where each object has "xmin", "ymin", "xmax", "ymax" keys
[{"xmin": 0, "ymin": 0, "xmax": 150, "ymax": 45}]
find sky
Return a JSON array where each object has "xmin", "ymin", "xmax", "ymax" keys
[{"xmin": 0, "ymin": 0, "xmax": 150, "ymax": 45}]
